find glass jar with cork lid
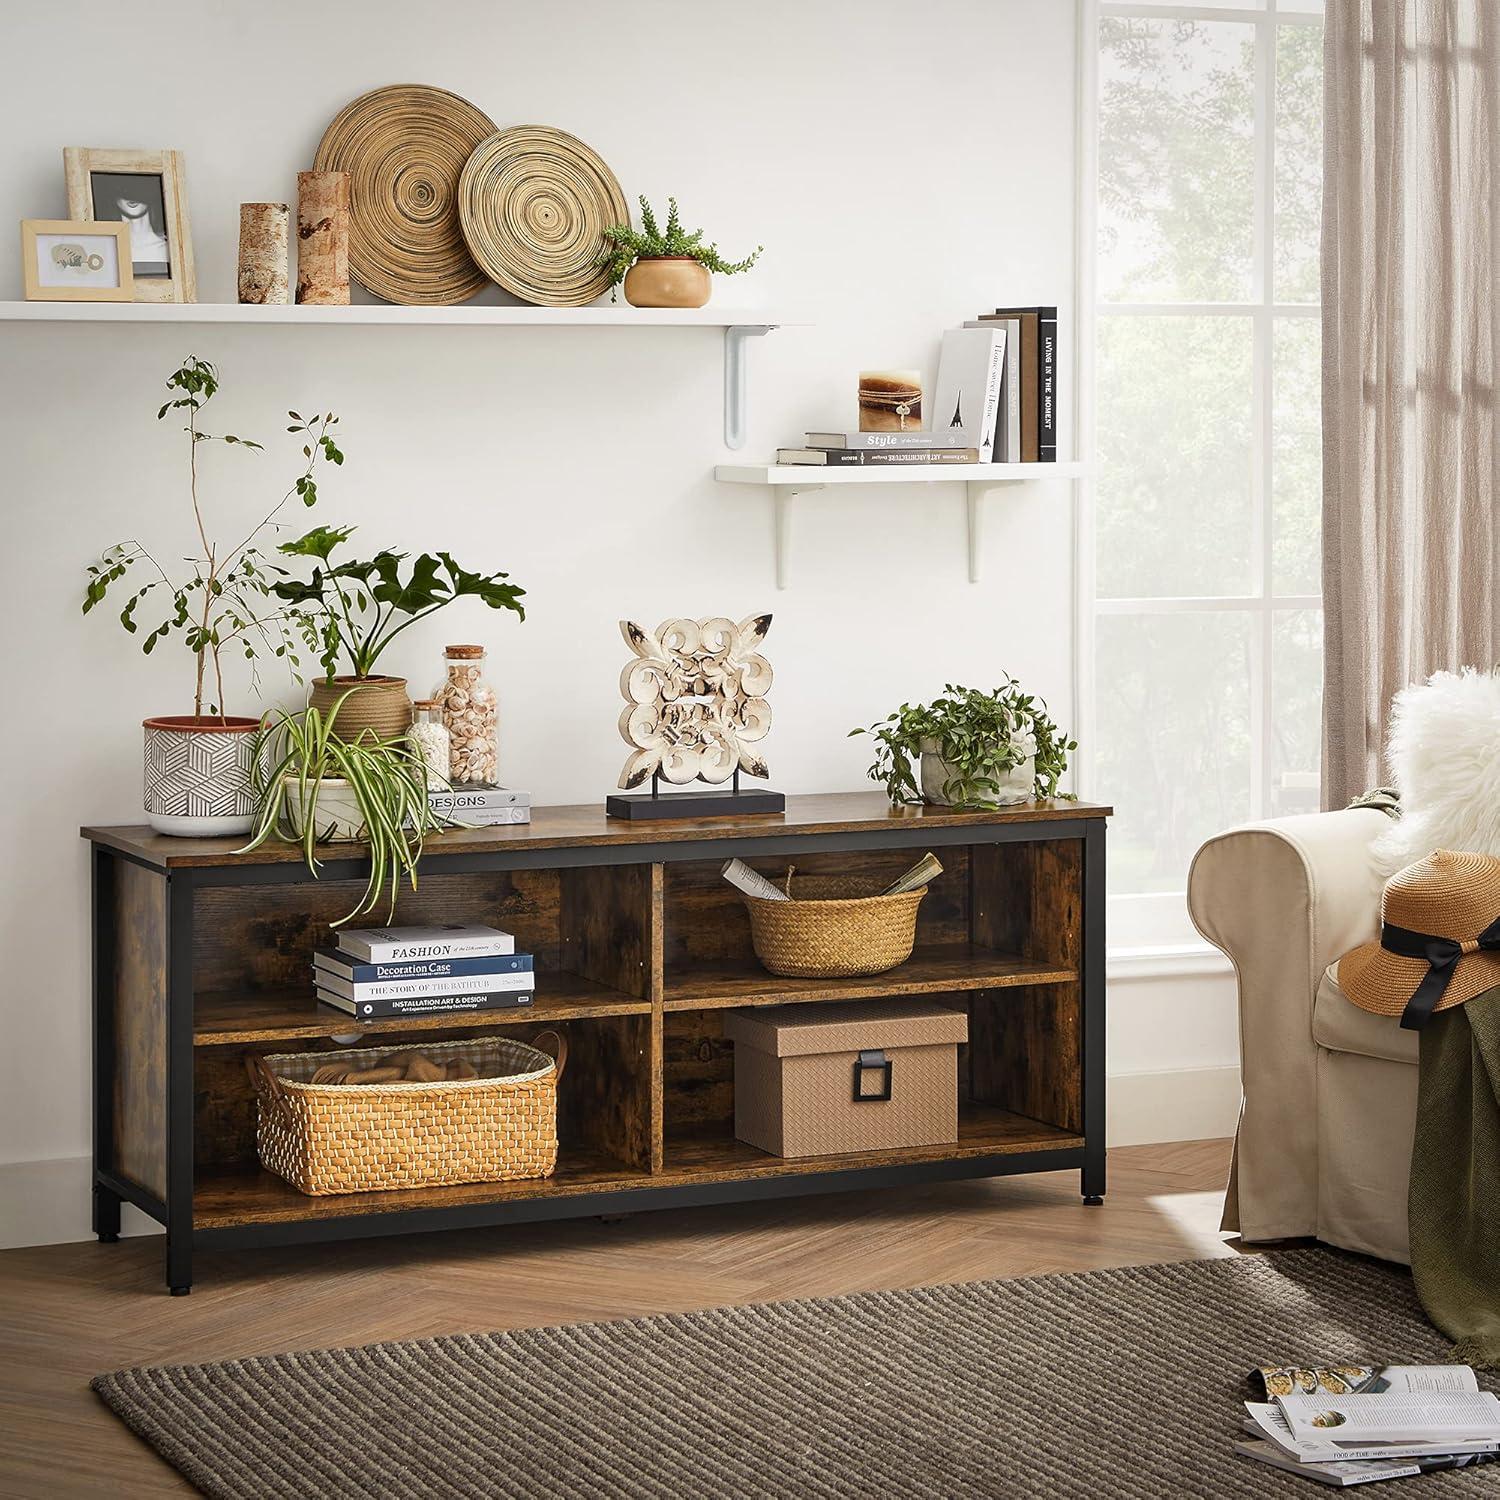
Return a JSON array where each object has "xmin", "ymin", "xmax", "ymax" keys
[{"xmin": 434, "ymin": 645, "xmax": 498, "ymax": 785}]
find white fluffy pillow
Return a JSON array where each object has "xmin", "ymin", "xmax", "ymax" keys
[{"xmin": 1374, "ymin": 667, "xmax": 1500, "ymax": 875}]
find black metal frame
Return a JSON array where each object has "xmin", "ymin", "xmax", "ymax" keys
[{"xmin": 90, "ymin": 811, "xmax": 1108, "ymax": 1293}]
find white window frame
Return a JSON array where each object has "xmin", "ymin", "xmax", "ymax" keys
[{"xmin": 1074, "ymin": 0, "xmax": 1324, "ymax": 952}]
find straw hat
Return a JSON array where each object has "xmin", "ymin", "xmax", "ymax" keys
[{"xmin": 1339, "ymin": 849, "xmax": 1500, "ymax": 1029}]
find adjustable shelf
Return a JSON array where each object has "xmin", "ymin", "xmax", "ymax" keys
[
  {"xmin": 714, "ymin": 461, "xmax": 1090, "ymax": 586},
  {"xmin": 2, "ymin": 301, "xmax": 798, "ymax": 449},
  {"xmin": 84, "ymin": 791, "xmax": 1109, "ymax": 1292}
]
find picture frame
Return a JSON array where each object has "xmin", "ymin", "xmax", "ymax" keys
[
  {"xmin": 21, "ymin": 219, "xmax": 134, "ymax": 302},
  {"xmin": 64, "ymin": 147, "xmax": 195, "ymax": 303}
]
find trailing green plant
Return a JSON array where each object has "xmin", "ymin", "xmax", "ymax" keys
[
  {"xmin": 239, "ymin": 693, "xmax": 445, "ymax": 924},
  {"xmin": 599, "ymin": 195, "xmax": 762, "ymax": 294},
  {"xmin": 851, "ymin": 680, "xmax": 1077, "ymax": 807},
  {"xmin": 271, "ymin": 525, "xmax": 526, "ymax": 681},
  {"xmin": 82, "ymin": 356, "xmax": 344, "ymax": 718}
]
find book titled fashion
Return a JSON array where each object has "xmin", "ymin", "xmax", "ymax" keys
[
  {"xmin": 314, "ymin": 988, "xmax": 535, "ymax": 1020},
  {"xmin": 803, "ymin": 430, "xmax": 975, "ymax": 451},
  {"xmin": 335, "ymin": 924, "xmax": 516, "ymax": 963},
  {"xmin": 776, "ymin": 447, "xmax": 980, "ymax": 466},
  {"xmin": 930, "ymin": 326, "xmax": 1006, "ymax": 461},
  {"xmin": 313, "ymin": 948, "xmax": 534, "ymax": 986}
]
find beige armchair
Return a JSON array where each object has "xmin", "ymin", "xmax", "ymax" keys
[{"xmin": 1188, "ymin": 807, "xmax": 1417, "ymax": 1264}]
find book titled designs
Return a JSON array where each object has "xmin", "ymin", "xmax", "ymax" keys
[{"xmin": 336, "ymin": 924, "xmax": 516, "ymax": 963}]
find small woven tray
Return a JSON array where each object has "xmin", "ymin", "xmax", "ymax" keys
[
  {"xmin": 742, "ymin": 870, "xmax": 927, "ymax": 979},
  {"xmin": 249, "ymin": 1033, "xmax": 567, "ymax": 1196}
]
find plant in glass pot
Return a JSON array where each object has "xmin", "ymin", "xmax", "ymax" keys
[
  {"xmin": 851, "ymin": 680, "xmax": 1077, "ymax": 810},
  {"xmin": 239, "ymin": 692, "xmax": 444, "ymax": 924},
  {"xmin": 600, "ymin": 195, "xmax": 762, "ymax": 309},
  {"xmin": 271, "ymin": 525, "xmax": 526, "ymax": 741},
  {"xmin": 81, "ymin": 356, "xmax": 344, "ymax": 836}
]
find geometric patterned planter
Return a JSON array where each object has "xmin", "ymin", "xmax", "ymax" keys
[{"xmin": 142, "ymin": 715, "xmax": 262, "ymax": 837}]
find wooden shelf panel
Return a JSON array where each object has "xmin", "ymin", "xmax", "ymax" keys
[
  {"xmin": 662, "ymin": 943, "xmax": 1076, "ymax": 1012},
  {"xmin": 194, "ymin": 975, "xmax": 647, "ymax": 1044},
  {"xmin": 662, "ymin": 1105, "xmax": 1083, "ymax": 1180},
  {"xmin": 194, "ymin": 1107, "xmax": 1081, "ymax": 1228}
]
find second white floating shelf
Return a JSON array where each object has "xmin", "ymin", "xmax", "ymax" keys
[{"xmin": 715, "ymin": 461, "xmax": 1088, "ymax": 586}]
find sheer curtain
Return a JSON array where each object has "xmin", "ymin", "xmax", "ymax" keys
[{"xmin": 1322, "ymin": 0, "xmax": 1500, "ymax": 808}]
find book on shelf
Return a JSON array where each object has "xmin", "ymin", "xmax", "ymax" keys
[
  {"xmin": 428, "ymin": 785, "xmax": 531, "ymax": 811},
  {"xmin": 312, "ymin": 965, "xmax": 536, "ymax": 1005},
  {"xmin": 314, "ymin": 988, "xmax": 535, "ymax": 1019},
  {"xmin": 803, "ymin": 430, "xmax": 974, "ymax": 451},
  {"xmin": 435, "ymin": 805, "xmax": 531, "ymax": 826},
  {"xmin": 776, "ymin": 447, "xmax": 980, "ymax": 466},
  {"xmin": 930, "ymin": 325, "xmax": 1006, "ymax": 462},
  {"xmin": 313, "ymin": 948, "xmax": 534, "ymax": 986},
  {"xmin": 335, "ymin": 924, "xmax": 516, "ymax": 963},
  {"xmin": 980, "ymin": 306, "xmax": 1057, "ymax": 462}
]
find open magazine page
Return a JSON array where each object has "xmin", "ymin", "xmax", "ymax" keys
[
  {"xmin": 1244, "ymin": 1403, "xmax": 1500, "ymax": 1464},
  {"xmin": 1249, "ymin": 1363, "xmax": 1478, "ymax": 1400},
  {"xmin": 1275, "ymin": 1391, "xmax": 1500, "ymax": 1445}
]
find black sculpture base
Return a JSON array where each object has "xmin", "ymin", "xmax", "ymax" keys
[{"xmin": 605, "ymin": 787, "xmax": 787, "ymax": 821}]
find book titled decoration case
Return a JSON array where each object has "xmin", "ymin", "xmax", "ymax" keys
[{"xmin": 84, "ymin": 792, "xmax": 1108, "ymax": 1294}]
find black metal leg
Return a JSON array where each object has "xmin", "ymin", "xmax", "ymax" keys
[
  {"xmin": 1081, "ymin": 821, "xmax": 1108, "ymax": 1207},
  {"xmin": 93, "ymin": 1183, "xmax": 122, "ymax": 1242},
  {"xmin": 165, "ymin": 873, "xmax": 196, "ymax": 1295}
]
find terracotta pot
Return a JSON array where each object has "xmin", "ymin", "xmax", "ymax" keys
[
  {"xmin": 623, "ymin": 257, "xmax": 712, "ymax": 309},
  {"xmin": 142, "ymin": 714, "xmax": 262, "ymax": 837},
  {"xmin": 918, "ymin": 737, "xmax": 1035, "ymax": 809},
  {"xmin": 309, "ymin": 676, "xmax": 413, "ymax": 741}
]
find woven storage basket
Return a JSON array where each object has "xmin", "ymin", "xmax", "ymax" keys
[
  {"xmin": 249, "ymin": 1033, "xmax": 566, "ymax": 1196},
  {"xmin": 743, "ymin": 870, "xmax": 927, "ymax": 979}
]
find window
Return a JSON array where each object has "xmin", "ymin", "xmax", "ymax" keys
[{"xmin": 1078, "ymin": 0, "xmax": 1324, "ymax": 949}]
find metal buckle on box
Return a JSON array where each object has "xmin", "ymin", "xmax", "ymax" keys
[{"xmin": 852, "ymin": 1049, "xmax": 893, "ymax": 1103}]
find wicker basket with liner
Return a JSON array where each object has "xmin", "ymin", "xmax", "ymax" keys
[
  {"xmin": 742, "ymin": 867, "xmax": 928, "ymax": 979},
  {"xmin": 248, "ymin": 1033, "xmax": 567, "ymax": 1196}
]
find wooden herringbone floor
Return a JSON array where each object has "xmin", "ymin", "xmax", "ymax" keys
[{"xmin": 0, "ymin": 1140, "xmax": 1238, "ymax": 1498}]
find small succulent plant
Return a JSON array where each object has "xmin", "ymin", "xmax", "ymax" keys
[{"xmin": 600, "ymin": 195, "xmax": 762, "ymax": 294}]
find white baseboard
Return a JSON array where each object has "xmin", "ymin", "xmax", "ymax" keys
[
  {"xmin": 2, "ymin": 1069, "xmax": 1241, "ymax": 1250},
  {"xmin": 1107, "ymin": 1065, "xmax": 1241, "ymax": 1147},
  {"xmin": 0, "ymin": 1157, "xmax": 160, "ymax": 1251}
]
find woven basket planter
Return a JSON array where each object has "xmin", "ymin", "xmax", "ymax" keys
[
  {"xmin": 309, "ymin": 675, "xmax": 413, "ymax": 742},
  {"xmin": 743, "ymin": 872, "xmax": 927, "ymax": 979},
  {"xmin": 249, "ymin": 1033, "xmax": 566, "ymax": 1195}
]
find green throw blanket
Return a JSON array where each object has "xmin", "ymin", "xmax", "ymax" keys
[{"xmin": 1410, "ymin": 987, "xmax": 1500, "ymax": 1367}]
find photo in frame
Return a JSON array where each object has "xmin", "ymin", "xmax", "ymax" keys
[
  {"xmin": 21, "ymin": 219, "xmax": 134, "ymax": 302},
  {"xmin": 64, "ymin": 147, "xmax": 195, "ymax": 302}
]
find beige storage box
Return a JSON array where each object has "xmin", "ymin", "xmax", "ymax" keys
[{"xmin": 723, "ymin": 1000, "xmax": 968, "ymax": 1159}]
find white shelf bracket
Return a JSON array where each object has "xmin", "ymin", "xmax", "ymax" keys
[
  {"xmin": 964, "ymin": 480, "xmax": 996, "ymax": 583},
  {"xmin": 773, "ymin": 485, "xmax": 822, "ymax": 589},
  {"xmin": 724, "ymin": 324, "xmax": 774, "ymax": 450}
]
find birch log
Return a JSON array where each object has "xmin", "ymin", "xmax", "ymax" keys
[
  {"xmin": 296, "ymin": 170, "xmax": 351, "ymax": 305},
  {"xmin": 237, "ymin": 203, "xmax": 289, "ymax": 304}
]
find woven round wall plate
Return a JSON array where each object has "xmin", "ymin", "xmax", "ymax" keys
[
  {"xmin": 458, "ymin": 125, "xmax": 628, "ymax": 307},
  {"xmin": 314, "ymin": 84, "xmax": 497, "ymax": 306}
]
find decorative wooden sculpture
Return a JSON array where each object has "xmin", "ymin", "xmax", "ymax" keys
[{"xmin": 607, "ymin": 615, "xmax": 784, "ymax": 820}]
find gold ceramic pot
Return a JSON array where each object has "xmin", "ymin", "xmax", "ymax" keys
[
  {"xmin": 309, "ymin": 676, "xmax": 413, "ymax": 741},
  {"xmin": 623, "ymin": 257, "xmax": 712, "ymax": 309}
]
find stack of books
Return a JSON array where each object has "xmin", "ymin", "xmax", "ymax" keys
[
  {"xmin": 429, "ymin": 785, "xmax": 531, "ymax": 827},
  {"xmin": 777, "ymin": 305, "xmax": 1058, "ymax": 468},
  {"xmin": 313, "ymin": 924, "xmax": 535, "ymax": 1020},
  {"xmin": 1236, "ymin": 1362, "xmax": 1500, "ymax": 1487}
]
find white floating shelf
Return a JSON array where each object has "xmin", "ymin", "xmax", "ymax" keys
[
  {"xmin": 715, "ymin": 461, "xmax": 1089, "ymax": 586},
  {"xmin": 2, "ymin": 301, "xmax": 800, "ymax": 448}
]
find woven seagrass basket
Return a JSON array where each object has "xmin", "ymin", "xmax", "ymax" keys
[
  {"xmin": 249, "ymin": 1033, "xmax": 566, "ymax": 1196},
  {"xmin": 742, "ymin": 870, "xmax": 928, "ymax": 979}
]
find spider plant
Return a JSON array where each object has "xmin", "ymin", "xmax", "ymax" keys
[{"xmin": 238, "ymin": 692, "xmax": 446, "ymax": 924}]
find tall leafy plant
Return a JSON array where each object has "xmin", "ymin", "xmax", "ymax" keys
[
  {"xmin": 81, "ymin": 357, "xmax": 344, "ymax": 717},
  {"xmin": 600, "ymin": 195, "xmax": 762, "ymax": 294},
  {"xmin": 272, "ymin": 525, "xmax": 526, "ymax": 681},
  {"xmin": 852, "ymin": 680, "xmax": 1077, "ymax": 807}
]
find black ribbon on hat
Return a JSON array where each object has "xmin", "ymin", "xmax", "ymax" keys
[{"xmin": 1380, "ymin": 914, "xmax": 1500, "ymax": 1030}]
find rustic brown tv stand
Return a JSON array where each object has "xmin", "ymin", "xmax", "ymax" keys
[{"xmin": 83, "ymin": 792, "xmax": 1108, "ymax": 1294}]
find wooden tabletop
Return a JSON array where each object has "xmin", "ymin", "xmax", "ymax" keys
[{"xmin": 82, "ymin": 790, "xmax": 1111, "ymax": 871}]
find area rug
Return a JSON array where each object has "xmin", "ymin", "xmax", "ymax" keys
[{"xmin": 93, "ymin": 1249, "xmax": 1500, "ymax": 1499}]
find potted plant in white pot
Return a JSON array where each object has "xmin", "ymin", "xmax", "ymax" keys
[
  {"xmin": 82, "ymin": 357, "xmax": 344, "ymax": 836},
  {"xmin": 852, "ymin": 680, "xmax": 1077, "ymax": 809},
  {"xmin": 600, "ymin": 195, "xmax": 762, "ymax": 309},
  {"xmin": 270, "ymin": 525, "xmax": 526, "ymax": 741},
  {"xmin": 240, "ymin": 692, "xmax": 446, "ymax": 924}
]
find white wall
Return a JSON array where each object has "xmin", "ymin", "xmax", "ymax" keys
[{"xmin": 0, "ymin": 1, "xmax": 1235, "ymax": 1237}]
